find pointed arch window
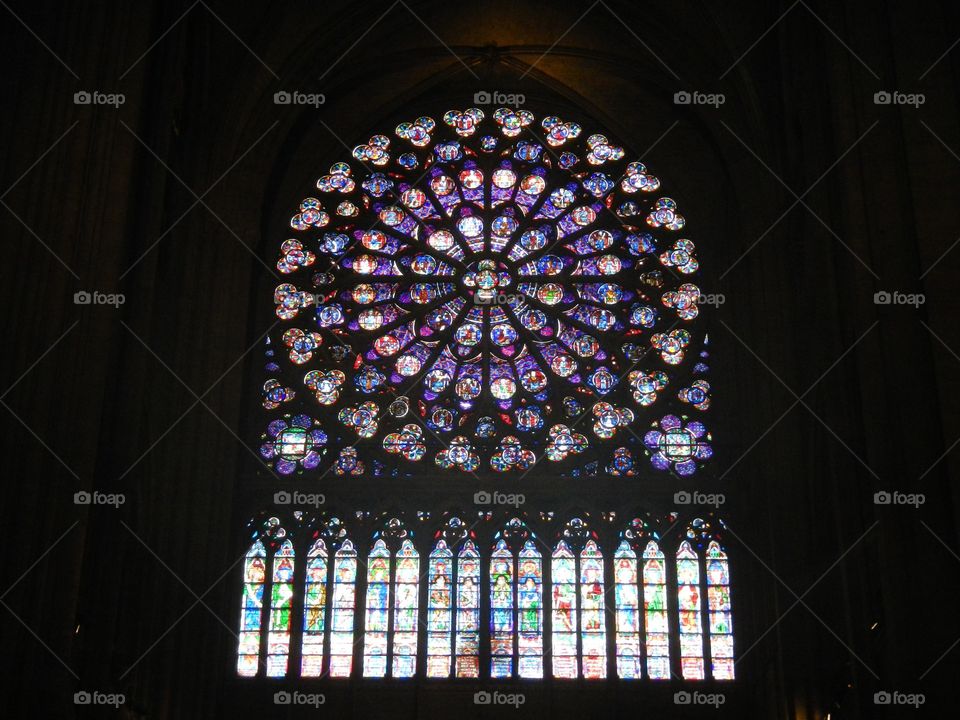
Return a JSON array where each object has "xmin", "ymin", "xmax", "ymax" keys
[
  {"xmin": 363, "ymin": 539, "xmax": 391, "ymax": 677},
  {"xmin": 490, "ymin": 538, "xmax": 514, "ymax": 678},
  {"xmin": 676, "ymin": 540, "xmax": 704, "ymax": 679},
  {"xmin": 706, "ymin": 541, "xmax": 734, "ymax": 679},
  {"xmin": 580, "ymin": 540, "xmax": 607, "ymax": 678},
  {"xmin": 426, "ymin": 539, "xmax": 453, "ymax": 677},
  {"xmin": 301, "ymin": 538, "xmax": 327, "ymax": 676},
  {"xmin": 266, "ymin": 540, "xmax": 295, "ymax": 677},
  {"xmin": 551, "ymin": 540, "xmax": 577, "ymax": 678},
  {"xmin": 643, "ymin": 540, "xmax": 671, "ymax": 679},
  {"xmin": 392, "ymin": 539, "xmax": 420, "ymax": 677},
  {"xmin": 613, "ymin": 540, "xmax": 641, "ymax": 678},
  {"xmin": 237, "ymin": 540, "xmax": 266, "ymax": 677},
  {"xmin": 329, "ymin": 539, "xmax": 357, "ymax": 678},
  {"xmin": 455, "ymin": 540, "xmax": 481, "ymax": 677}
]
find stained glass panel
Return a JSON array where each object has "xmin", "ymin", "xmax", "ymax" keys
[
  {"xmin": 490, "ymin": 539, "xmax": 514, "ymax": 678},
  {"xmin": 551, "ymin": 541, "xmax": 577, "ymax": 678},
  {"xmin": 301, "ymin": 538, "xmax": 327, "ymax": 677},
  {"xmin": 455, "ymin": 540, "xmax": 481, "ymax": 678},
  {"xmin": 580, "ymin": 540, "xmax": 606, "ymax": 679},
  {"xmin": 643, "ymin": 540, "xmax": 670, "ymax": 679},
  {"xmin": 392, "ymin": 539, "xmax": 420, "ymax": 678},
  {"xmin": 329, "ymin": 540, "xmax": 357, "ymax": 678},
  {"xmin": 706, "ymin": 541, "xmax": 734, "ymax": 680},
  {"xmin": 266, "ymin": 540, "xmax": 295, "ymax": 677},
  {"xmin": 363, "ymin": 539, "xmax": 391, "ymax": 677},
  {"xmin": 614, "ymin": 540, "xmax": 641, "ymax": 678},
  {"xmin": 426, "ymin": 539, "xmax": 453, "ymax": 677},
  {"xmin": 517, "ymin": 540, "xmax": 543, "ymax": 678},
  {"xmin": 677, "ymin": 540, "xmax": 704, "ymax": 679},
  {"xmin": 237, "ymin": 540, "xmax": 266, "ymax": 677}
]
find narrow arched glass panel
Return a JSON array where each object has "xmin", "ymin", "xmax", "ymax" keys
[
  {"xmin": 237, "ymin": 540, "xmax": 266, "ymax": 676},
  {"xmin": 426, "ymin": 539, "xmax": 453, "ymax": 677},
  {"xmin": 266, "ymin": 540, "xmax": 295, "ymax": 677},
  {"xmin": 455, "ymin": 540, "xmax": 480, "ymax": 677},
  {"xmin": 551, "ymin": 540, "xmax": 577, "ymax": 678},
  {"xmin": 517, "ymin": 539, "xmax": 543, "ymax": 678},
  {"xmin": 643, "ymin": 540, "xmax": 670, "ymax": 679},
  {"xmin": 706, "ymin": 541, "xmax": 734, "ymax": 679},
  {"xmin": 329, "ymin": 539, "xmax": 357, "ymax": 677},
  {"xmin": 301, "ymin": 538, "xmax": 327, "ymax": 677},
  {"xmin": 489, "ymin": 539, "xmax": 514, "ymax": 678},
  {"xmin": 392, "ymin": 539, "xmax": 420, "ymax": 677},
  {"xmin": 676, "ymin": 540, "xmax": 704, "ymax": 679},
  {"xmin": 614, "ymin": 540, "xmax": 641, "ymax": 678},
  {"xmin": 363, "ymin": 539, "xmax": 391, "ymax": 677},
  {"xmin": 580, "ymin": 540, "xmax": 606, "ymax": 679}
]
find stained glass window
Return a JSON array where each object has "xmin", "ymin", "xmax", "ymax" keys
[
  {"xmin": 237, "ymin": 540, "xmax": 266, "ymax": 677},
  {"xmin": 363, "ymin": 539, "xmax": 391, "ymax": 677},
  {"xmin": 490, "ymin": 539, "xmax": 514, "ymax": 678},
  {"xmin": 580, "ymin": 540, "xmax": 606, "ymax": 678},
  {"xmin": 260, "ymin": 108, "xmax": 713, "ymax": 480},
  {"xmin": 426, "ymin": 539, "xmax": 453, "ymax": 677},
  {"xmin": 614, "ymin": 540, "xmax": 641, "ymax": 679},
  {"xmin": 266, "ymin": 540, "xmax": 295, "ymax": 677},
  {"xmin": 551, "ymin": 540, "xmax": 577, "ymax": 678},
  {"xmin": 329, "ymin": 539, "xmax": 357, "ymax": 678},
  {"xmin": 455, "ymin": 540, "xmax": 481, "ymax": 677},
  {"xmin": 392, "ymin": 539, "xmax": 420, "ymax": 677},
  {"xmin": 676, "ymin": 540, "xmax": 704, "ymax": 679},
  {"xmin": 706, "ymin": 541, "xmax": 734, "ymax": 679},
  {"xmin": 643, "ymin": 540, "xmax": 671, "ymax": 679},
  {"xmin": 517, "ymin": 540, "xmax": 543, "ymax": 678},
  {"xmin": 301, "ymin": 538, "xmax": 327, "ymax": 676}
]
